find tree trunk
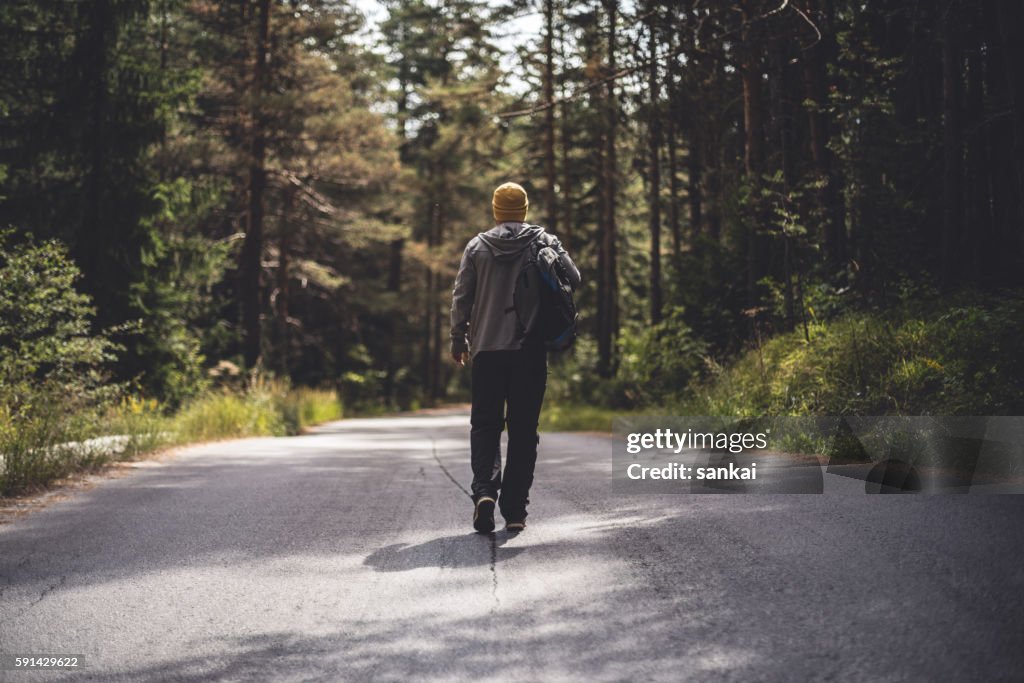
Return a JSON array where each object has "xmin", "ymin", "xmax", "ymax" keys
[
  {"xmin": 741, "ymin": 70, "xmax": 764, "ymax": 178},
  {"xmin": 801, "ymin": 0, "xmax": 844, "ymax": 267},
  {"xmin": 688, "ymin": 135, "xmax": 702, "ymax": 242},
  {"xmin": 275, "ymin": 185, "xmax": 294, "ymax": 374},
  {"xmin": 80, "ymin": 0, "xmax": 109, "ymax": 315},
  {"xmin": 941, "ymin": 0, "xmax": 962, "ymax": 287},
  {"xmin": 665, "ymin": 16, "xmax": 683, "ymax": 263},
  {"xmin": 598, "ymin": 0, "xmax": 619, "ymax": 377},
  {"xmin": 422, "ymin": 263, "xmax": 433, "ymax": 400},
  {"xmin": 984, "ymin": 0, "xmax": 1015, "ymax": 281},
  {"xmin": 429, "ymin": 201, "xmax": 444, "ymax": 400},
  {"xmin": 382, "ymin": 237, "xmax": 403, "ymax": 406},
  {"xmin": 646, "ymin": 3, "xmax": 662, "ymax": 325},
  {"xmin": 964, "ymin": 1, "xmax": 988, "ymax": 284},
  {"xmin": 771, "ymin": 36, "xmax": 795, "ymax": 327},
  {"xmin": 995, "ymin": 0, "xmax": 1024, "ymax": 266},
  {"xmin": 560, "ymin": 11, "xmax": 573, "ymax": 250},
  {"xmin": 740, "ymin": 37, "xmax": 764, "ymax": 305},
  {"xmin": 666, "ymin": 74, "xmax": 682, "ymax": 262},
  {"xmin": 543, "ymin": 0, "xmax": 557, "ymax": 234},
  {"xmin": 685, "ymin": 0, "xmax": 704, "ymax": 243},
  {"xmin": 666, "ymin": 114, "xmax": 681, "ymax": 260},
  {"xmin": 423, "ymin": 211, "xmax": 436, "ymax": 401},
  {"xmin": 241, "ymin": 0, "xmax": 270, "ymax": 369}
]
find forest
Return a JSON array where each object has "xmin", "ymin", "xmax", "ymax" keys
[{"xmin": 2, "ymin": 0, "xmax": 1023, "ymax": 492}]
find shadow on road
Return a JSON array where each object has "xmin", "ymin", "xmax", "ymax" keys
[{"xmin": 364, "ymin": 533, "xmax": 526, "ymax": 571}]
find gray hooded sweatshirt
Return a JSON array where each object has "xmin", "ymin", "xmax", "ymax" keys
[{"xmin": 450, "ymin": 222, "xmax": 581, "ymax": 357}]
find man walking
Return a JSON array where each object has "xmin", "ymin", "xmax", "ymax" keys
[{"xmin": 450, "ymin": 182, "xmax": 581, "ymax": 534}]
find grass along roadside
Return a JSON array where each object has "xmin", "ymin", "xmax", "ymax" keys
[
  {"xmin": 680, "ymin": 292, "xmax": 1024, "ymax": 417},
  {"xmin": 2, "ymin": 389, "xmax": 619, "ymax": 499},
  {"xmin": 540, "ymin": 292, "xmax": 1024, "ymax": 434},
  {"xmin": 538, "ymin": 403, "xmax": 654, "ymax": 433},
  {"xmin": 1, "ymin": 384, "xmax": 342, "ymax": 497}
]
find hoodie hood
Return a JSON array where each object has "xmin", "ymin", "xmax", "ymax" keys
[{"xmin": 477, "ymin": 222, "xmax": 544, "ymax": 261}]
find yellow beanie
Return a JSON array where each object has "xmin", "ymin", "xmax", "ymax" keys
[{"xmin": 492, "ymin": 182, "xmax": 529, "ymax": 223}]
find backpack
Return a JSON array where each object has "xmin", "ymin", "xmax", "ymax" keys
[{"xmin": 511, "ymin": 236, "xmax": 578, "ymax": 352}]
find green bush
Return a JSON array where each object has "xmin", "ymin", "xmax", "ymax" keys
[
  {"xmin": 683, "ymin": 291, "xmax": 1024, "ymax": 417},
  {"xmin": 547, "ymin": 307, "xmax": 706, "ymax": 411},
  {"xmin": 618, "ymin": 306, "xmax": 707, "ymax": 405},
  {"xmin": 0, "ymin": 232, "xmax": 119, "ymax": 492},
  {"xmin": 0, "ymin": 232, "xmax": 118, "ymax": 403}
]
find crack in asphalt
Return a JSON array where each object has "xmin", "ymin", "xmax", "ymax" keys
[
  {"xmin": 3, "ymin": 571, "xmax": 67, "ymax": 627},
  {"xmin": 0, "ymin": 549, "xmax": 36, "ymax": 612},
  {"xmin": 430, "ymin": 440, "xmax": 472, "ymax": 499},
  {"xmin": 1, "ymin": 555, "xmax": 24, "ymax": 596},
  {"xmin": 489, "ymin": 534, "xmax": 500, "ymax": 612},
  {"xmin": 29, "ymin": 573, "xmax": 66, "ymax": 608},
  {"xmin": 431, "ymin": 439, "xmax": 501, "ymax": 611}
]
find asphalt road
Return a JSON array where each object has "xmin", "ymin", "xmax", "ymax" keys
[{"xmin": 1, "ymin": 410, "xmax": 1022, "ymax": 682}]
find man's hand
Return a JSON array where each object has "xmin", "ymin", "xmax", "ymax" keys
[{"xmin": 452, "ymin": 351, "xmax": 468, "ymax": 367}]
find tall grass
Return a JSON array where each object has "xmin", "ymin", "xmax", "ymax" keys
[
  {"xmin": 1, "ymin": 381, "xmax": 344, "ymax": 496},
  {"xmin": 539, "ymin": 403, "xmax": 647, "ymax": 432},
  {"xmin": 173, "ymin": 390, "xmax": 287, "ymax": 441},
  {"xmin": 276, "ymin": 387, "xmax": 344, "ymax": 434},
  {"xmin": 0, "ymin": 394, "xmax": 113, "ymax": 493}
]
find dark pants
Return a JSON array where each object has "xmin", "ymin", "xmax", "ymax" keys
[{"xmin": 470, "ymin": 345, "xmax": 547, "ymax": 521}]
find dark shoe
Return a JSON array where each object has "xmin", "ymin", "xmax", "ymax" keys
[
  {"xmin": 505, "ymin": 520, "xmax": 526, "ymax": 533},
  {"xmin": 473, "ymin": 497, "xmax": 496, "ymax": 533}
]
